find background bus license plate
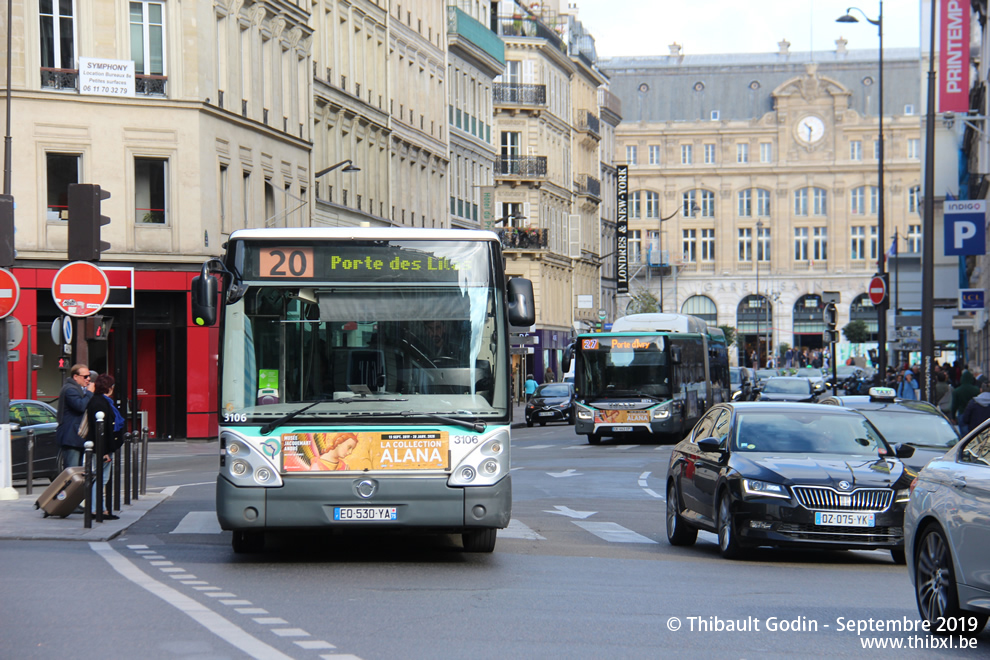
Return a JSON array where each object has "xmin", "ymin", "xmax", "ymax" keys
[
  {"xmin": 611, "ymin": 426, "xmax": 633, "ymax": 432},
  {"xmin": 334, "ymin": 507, "xmax": 397, "ymax": 521},
  {"xmin": 815, "ymin": 512, "xmax": 874, "ymax": 527}
]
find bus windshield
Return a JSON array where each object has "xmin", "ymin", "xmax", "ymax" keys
[
  {"xmin": 219, "ymin": 239, "xmax": 507, "ymax": 423},
  {"xmin": 576, "ymin": 335, "xmax": 671, "ymax": 399}
]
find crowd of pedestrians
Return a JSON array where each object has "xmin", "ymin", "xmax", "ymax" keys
[{"xmin": 884, "ymin": 359, "xmax": 989, "ymax": 435}]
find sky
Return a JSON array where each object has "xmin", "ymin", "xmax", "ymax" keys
[{"xmin": 573, "ymin": 0, "xmax": 923, "ymax": 59}]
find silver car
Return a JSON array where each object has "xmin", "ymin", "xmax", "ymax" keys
[{"xmin": 904, "ymin": 420, "xmax": 990, "ymax": 635}]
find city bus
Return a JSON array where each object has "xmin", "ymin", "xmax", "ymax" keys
[
  {"xmin": 191, "ymin": 228, "xmax": 534, "ymax": 553},
  {"xmin": 563, "ymin": 313, "xmax": 730, "ymax": 444}
]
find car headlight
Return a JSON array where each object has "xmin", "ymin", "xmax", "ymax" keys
[
  {"xmin": 559, "ymin": 402, "xmax": 570, "ymax": 409},
  {"xmin": 742, "ymin": 479, "xmax": 790, "ymax": 499},
  {"xmin": 895, "ymin": 488, "xmax": 910, "ymax": 503}
]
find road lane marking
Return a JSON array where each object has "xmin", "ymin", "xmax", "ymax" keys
[
  {"xmin": 499, "ymin": 519, "xmax": 545, "ymax": 540},
  {"xmin": 638, "ymin": 471, "xmax": 664, "ymax": 500},
  {"xmin": 254, "ymin": 617, "xmax": 289, "ymax": 625},
  {"xmin": 272, "ymin": 629, "xmax": 309, "ymax": 637},
  {"xmin": 521, "ymin": 444, "xmax": 554, "ymax": 449},
  {"xmin": 89, "ymin": 543, "xmax": 293, "ymax": 660},
  {"xmin": 614, "ymin": 445, "xmax": 637, "ymax": 450},
  {"xmin": 544, "ymin": 505, "xmax": 596, "ymax": 519},
  {"xmin": 172, "ymin": 511, "xmax": 224, "ymax": 534},
  {"xmin": 572, "ymin": 521, "xmax": 658, "ymax": 544},
  {"xmin": 296, "ymin": 640, "xmax": 336, "ymax": 649}
]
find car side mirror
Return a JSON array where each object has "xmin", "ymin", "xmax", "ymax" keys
[
  {"xmin": 697, "ymin": 437, "xmax": 722, "ymax": 453},
  {"xmin": 893, "ymin": 443, "xmax": 916, "ymax": 459}
]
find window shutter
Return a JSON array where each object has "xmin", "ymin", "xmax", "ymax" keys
[{"xmin": 569, "ymin": 214, "xmax": 581, "ymax": 258}]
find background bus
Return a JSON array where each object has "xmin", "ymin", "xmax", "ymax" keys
[
  {"xmin": 563, "ymin": 313, "xmax": 730, "ymax": 444},
  {"xmin": 192, "ymin": 228, "xmax": 533, "ymax": 553}
]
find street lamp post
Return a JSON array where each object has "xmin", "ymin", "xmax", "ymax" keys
[
  {"xmin": 756, "ymin": 218, "xmax": 768, "ymax": 368},
  {"xmin": 655, "ymin": 202, "xmax": 699, "ymax": 312},
  {"xmin": 838, "ymin": 2, "xmax": 887, "ymax": 378}
]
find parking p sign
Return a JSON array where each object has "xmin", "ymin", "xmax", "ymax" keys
[{"xmin": 944, "ymin": 200, "xmax": 986, "ymax": 256}]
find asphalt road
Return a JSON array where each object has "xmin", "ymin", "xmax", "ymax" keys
[{"xmin": 1, "ymin": 424, "xmax": 986, "ymax": 659}]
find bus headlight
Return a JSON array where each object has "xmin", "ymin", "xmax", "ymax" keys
[
  {"xmin": 577, "ymin": 409, "xmax": 593, "ymax": 420},
  {"xmin": 652, "ymin": 405, "xmax": 671, "ymax": 420},
  {"xmin": 448, "ymin": 429, "xmax": 509, "ymax": 487},
  {"xmin": 220, "ymin": 432, "xmax": 284, "ymax": 487}
]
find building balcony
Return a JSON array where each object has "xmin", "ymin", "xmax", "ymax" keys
[
  {"xmin": 575, "ymin": 110, "xmax": 600, "ymax": 139},
  {"xmin": 496, "ymin": 227, "xmax": 549, "ymax": 250},
  {"xmin": 495, "ymin": 155, "xmax": 548, "ymax": 180},
  {"xmin": 136, "ymin": 75, "xmax": 168, "ymax": 96},
  {"xmin": 598, "ymin": 88, "xmax": 622, "ymax": 118},
  {"xmin": 496, "ymin": 16, "xmax": 565, "ymax": 52},
  {"xmin": 40, "ymin": 68, "xmax": 78, "ymax": 90},
  {"xmin": 574, "ymin": 173, "xmax": 601, "ymax": 200},
  {"xmin": 494, "ymin": 82, "xmax": 547, "ymax": 106},
  {"xmin": 447, "ymin": 6, "xmax": 505, "ymax": 65}
]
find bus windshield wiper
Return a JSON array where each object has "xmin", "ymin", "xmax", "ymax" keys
[
  {"xmin": 397, "ymin": 411, "xmax": 486, "ymax": 433},
  {"xmin": 258, "ymin": 394, "xmax": 410, "ymax": 435}
]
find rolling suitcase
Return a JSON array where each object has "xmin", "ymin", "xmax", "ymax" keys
[{"xmin": 35, "ymin": 467, "xmax": 87, "ymax": 518}]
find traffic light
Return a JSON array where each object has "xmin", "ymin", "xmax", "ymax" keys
[
  {"xmin": 67, "ymin": 183, "xmax": 111, "ymax": 261},
  {"xmin": 822, "ymin": 302, "xmax": 837, "ymax": 345},
  {"xmin": 0, "ymin": 194, "xmax": 14, "ymax": 267},
  {"xmin": 85, "ymin": 314, "xmax": 113, "ymax": 340},
  {"xmin": 57, "ymin": 356, "xmax": 69, "ymax": 370}
]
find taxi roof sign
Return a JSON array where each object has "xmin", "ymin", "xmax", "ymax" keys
[{"xmin": 868, "ymin": 386, "xmax": 897, "ymax": 402}]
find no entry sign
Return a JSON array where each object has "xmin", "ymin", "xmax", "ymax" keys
[
  {"xmin": 868, "ymin": 275, "xmax": 887, "ymax": 306},
  {"xmin": 52, "ymin": 261, "xmax": 109, "ymax": 317},
  {"xmin": 0, "ymin": 268, "xmax": 20, "ymax": 319}
]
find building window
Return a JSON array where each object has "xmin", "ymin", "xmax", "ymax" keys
[
  {"xmin": 629, "ymin": 191, "xmax": 641, "ymax": 219},
  {"xmin": 796, "ymin": 187, "xmax": 827, "ymax": 216},
  {"xmin": 46, "ymin": 153, "xmax": 79, "ymax": 221},
  {"xmin": 500, "ymin": 131, "xmax": 520, "ymax": 163},
  {"xmin": 130, "ymin": 2, "xmax": 166, "ymax": 77},
  {"xmin": 908, "ymin": 224, "xmax": 922, "ymax": 253},
  {"xmin": 704, "ymin": 144, "xmax": 715, "ymax": 164},
  {"xmin": 757, "ymin": 225, "xmax": 770, "ymax": 261},
  {"xmin": 629, "ymin": 229, "xmax": 642, "ymax": 263},
  {"xmin": 700, "ymin": 228, "xmax": 714, "ymax": 261},
  {"xmin": 681, "ymin": 295, "xmax": 717, "ymax": 324},
  {"xmin": 760, "ymin": 143, "xmax": 772, "ymax": 163},
  {"xmin": 909, "ymin": 185, "xmax": 921, "ymax": 214},
  {"xmin": 699, "ymin": 189, "xmax": 715, "ymax": 217},
  {"xmin": 626, "ymin": 145, "xmax": 638, "ymax": 165},
  {"xmin": 794, "ymin": 227, "xmax": 809, "ymax": 261},
  {"xmin": 873, "ymin": 140, "xmax": 880, "ymax": 159},
  {"xmin": 40, "ymin": 0, "xmax": 75, "ymax": 71},
  {"xmin": 813, "ymin": 227, "xmax": 828, "ymax": 261},
  {"xmin": 645, "ymin": 191, "xmax": 660, "ymax": 218},
  {"xmin": 738, "ymin": 189, "xmax": 752, "ymax": 217},
  {"xmin": 738, "ymin": 227, "xmax": 752, "ymax": 261},
  {"xmin": 850, "ymin": 140, "xmax": 862, "ymax": 161},
  {"xmin": 681, "ymin": 144, "xmax": 693, "ymax": 165},
  {"xmin": 682, "ymin": 229, "xmax": 697, "ymax": 262},
  {"xmin": 851, "ymin": 226, "xmax": 866, "ymax": 260},
  {"xmin": 756, "ymin": 189, "xmax": 771, "ymax": 216},
  {"xmin": 908, "ymin": 138, "xmax": 919, "ymax": 159},
  {"xmin": 648, "ymin": 145, "xmax": 660, "ymax": 165},
  {"xmin": 682, "ymin": 190, "xmax": 696, "ymax": 217},
  {"xmin": 851, "ymin": 186, "xmax": 878, "ymax": 215},
  {"xmin": 794, "ymin": 188, "xmax": 808, "ymax": 216},
  {"xmin": 736, "ymin": 143, "xmax": 749, "ymax": 163},
  {"xmin": 135, "ymin": 157, "xmax": 167, "ymax": 223},
  {"xmin": 813, "ymin": 188, "xmax": 827, "ymax": 215}
]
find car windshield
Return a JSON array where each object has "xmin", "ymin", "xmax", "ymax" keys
[
  {"xmin": 762, "ymin": 379, "xmax": 810, "ymax": 394},
  {"xmin": 537, "ymin": 384, "xmax": 571, "ymax": 398},
  {"xmin": 794, "ymin": 368, "xmax": 822, "ymax": 379},
  {"xmin": 858, "ymin": 409, "xmax": 959, "ymax": 449},
  {"xmin": 730, "ymin": 369, "xmax": 741, "ymax": 384},
  {"xmin": 734, "ymin": 411, "xmax": 885, "ymax": 454}
]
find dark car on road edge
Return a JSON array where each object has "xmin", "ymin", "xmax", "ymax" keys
[
  {"xmin": 526, "ymin": 382, "xmax": 576, "ymax": 426},
  {"xmin": 9, "ymin": 399, "xmax": 61, "ymax": 481},
  {"xmin": 757, "ymin": 376, "xmax": 822, "ymax": 403},
  {"xmin": 666, "ymin": 402, "xmax": 915, "ymax": 562}
]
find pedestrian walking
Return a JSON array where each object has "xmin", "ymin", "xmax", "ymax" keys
[{"xmin": 56, "ymin": 364, "xmax": 95, "ymax": 468}]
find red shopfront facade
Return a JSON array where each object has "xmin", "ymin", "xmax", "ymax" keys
[{"xmin": 5, "ymin": 265, "xmax": 218, "ymax": 440}]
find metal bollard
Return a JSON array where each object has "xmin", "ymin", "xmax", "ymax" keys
[
  {"xmin": 113, "ymin": 444, "xmax": 121, "ymax": 512},
  {"xmin": 140, "ymin": 427, "xmax": 150, "ymax": 495},
  {"xmin": 95, "ymin": 411, "xmax": 105, "ymax": 523},
  {"xmin": 25, "ymin": 429, "xmax": 34, "ymax": 496},
  {"xmin": 123, "ymin": 432, "xmax": 132, "ymax": 506},
  {"xmin": 131, "ymin": 431, "xmax": 140, "ymax": 501},
  {"xmin": 83, "ymin": 440, "xmax": 93, "ymax": 529}
]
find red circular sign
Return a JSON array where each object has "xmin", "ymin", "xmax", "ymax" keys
[
  {"xmin": 868, "ymin": 275, "xmax": 887, "ymax": 306},
  {"xmin": 0, "ymin": 267, "xmax": 21, "ymax": 319},
  {"xmin": 52, "ymin": 261, "xmax": 109, "ymax": 317}
]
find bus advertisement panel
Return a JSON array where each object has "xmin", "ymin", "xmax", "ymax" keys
[{"xmin": 192, "ymin": 228, "xmax": 534, "ymax": 553}]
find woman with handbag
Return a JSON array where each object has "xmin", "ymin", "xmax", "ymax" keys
[{"xmin": 85, "ymin": 374, "xmax": 126, "ymax": 520}]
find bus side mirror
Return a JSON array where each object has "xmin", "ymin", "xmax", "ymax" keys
[
  {"xmin": 191, "ymin": 266, "xmax": 218, "ymax": 327},
  {"xmin": 562, "ymin": 343, "xmax": 573, "ymax": 373},
  {"xmin": 507, "ymin": 277, "xmax": 535, "ymax": 326}
]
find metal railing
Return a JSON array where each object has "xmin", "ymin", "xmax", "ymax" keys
[
  {"xmin": 40, "ymin": 68, "xmax": 78, "ymax": 90},
  {"xmin": 495, "ymin": 155, "xmax": 547, "ymax": 177},
  {"xmin": 496, "ymin": 16, "xmax": 565, "ymax": 52},
  {"xmin": 574, "ymin": 173, "xmax": 601, "ymax": 198},
  {"xmin": 496, "ymin": 227, "xmax": 549, "ymax": 250},
  {"xmin": 575, "ymin": 110, "xmax": 600, "ymax": 136},
  {"xmin": 136, "ymin": 75, "xmax": 167, "ymax": 96},
  {"xmin": 493, "ymin": 82, "xmax": 547, "ymax": 106}
]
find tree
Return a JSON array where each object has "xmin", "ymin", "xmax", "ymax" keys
[
  {"xmin": 718, "ymin": 325, "xmax": 737, "ymax": 347},
  {"xmin": 843, "ymin": 320, "xmax": 871, "ymax": 345},
  {"xmin": 625, "ymin": 289, "xmax": 660, "ymax": 315},
  {"xmin": 777, "ymin": 342, "xmax": 790, "ymax": 359}
]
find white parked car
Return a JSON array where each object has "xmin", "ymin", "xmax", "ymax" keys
[{"xmin": 904, "ymin": 420, "xmax": 990, "ymax": 635}]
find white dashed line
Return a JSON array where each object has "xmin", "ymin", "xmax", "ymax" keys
[
  {"xmin": 236, "ymin": 608, "xmax": 268, "ymax": 615},
  {"xmin": 221, "ymin": 600, "xmax": 253, "ymax": 606},
  {"xmin": 254, "ymin": 617, "xmax": 289, "ymax": 625},
  {"xmin": 205, "ymin": 592, "xmax": 238, "ymax": 598},
  {"xmin": 272, "ymin": 628, "xmax": 309, "ymax": 637},
  {"xmin": 296, "ymin": 640, "xmax": 336, "ymax": 650}
]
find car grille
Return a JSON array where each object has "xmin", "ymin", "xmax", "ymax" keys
[
  {"xmin": 792, "ymin": 486, "xmax": 892, "ymax": 512},
  {"xmin": 776, "ymin": 524, "xmax": 903, "ymax": 544}
]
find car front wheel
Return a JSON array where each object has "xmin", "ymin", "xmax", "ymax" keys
[
  {"xmin": 716, "ymin": 491, "xmax": 744, "ymax": 560},
  {"xmin": 915, "ymin": 523, "xmax": 989, "ymax": 635},
  {"xmin": 666, "ymin": 482, "xmax": 697, "ymax": 546}
]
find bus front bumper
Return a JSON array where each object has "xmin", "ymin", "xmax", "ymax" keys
[{"xmin": 216, "ymin": 474, "xmax": 511, "ymax": 532}]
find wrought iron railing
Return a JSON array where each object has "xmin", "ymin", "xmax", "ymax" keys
[
  {"xmin": 496, "ymin": 17, "xmax": 564, "ymax": 52},
  {"xmin": 40, "ymin": 68, "xmax": 78, "ymax": 90},
  {"xmin": 574, "ymin": 174, "xmax": 601, "ymax": 198},
  {"xmin": 493, "ymin": 82, "xmax": 547, "ymax": 106},
  {"xmin": 136, "ymin": 75, "xmax": 167, "ymax": 96},
  {"xmin": 576, "ymin": 110, "xmax": 600, "ymax": 136},
  {"xmin": 495, "ymin": 156, "xmax": 547, "ymax": 177},
  {"xmin": 496, "ymin": 227, "xmax": 549, "ymax": 250}
]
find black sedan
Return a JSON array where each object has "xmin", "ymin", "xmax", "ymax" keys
[
  {"xmin": 757, "ymin": 376, "xmax": 822, "ymax": 403},
  {"xmin": 525, "ymin": 382, "xmax": 575, "ymax": 426},
  {"xmin": 9, "ymin": 399, "xmax": 61, "ymax": 481},
  {"xmin": 666, "ymin": 402, "xmax": 915, "ymax": 562},
  {"xmin": 819, "ymin": 387, "xmax": 959, "ymax": 472}
]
